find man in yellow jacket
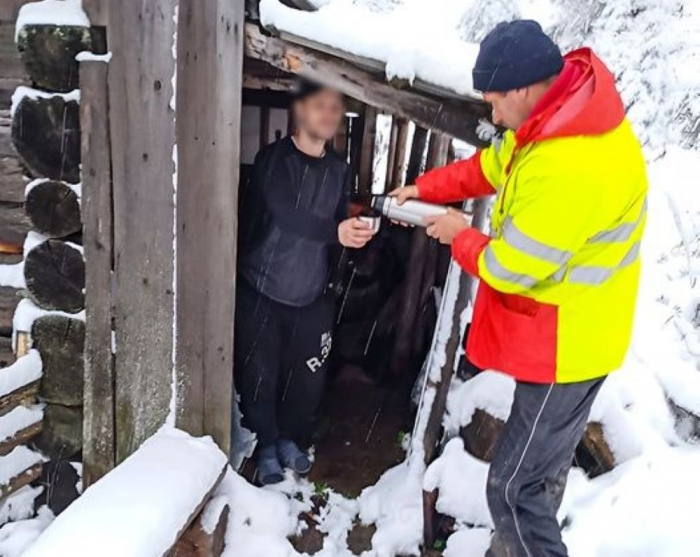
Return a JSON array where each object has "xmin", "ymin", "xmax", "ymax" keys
[{"xmin": 393, "ymin": 20, "xmax": 647, "ymax": 557}]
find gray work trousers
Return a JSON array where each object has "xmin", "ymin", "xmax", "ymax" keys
[{"xmin": 486, "ymin": 376, "xmax": 605, "ymax": 557}]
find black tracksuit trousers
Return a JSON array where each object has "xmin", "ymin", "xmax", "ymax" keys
[
  {"xmin": 486, "ymin": 377, "xmax": 605, "ymax": 557},
  {"xmin": 234, "ymin": 279, "xmax": 335, "ymax": 449}
]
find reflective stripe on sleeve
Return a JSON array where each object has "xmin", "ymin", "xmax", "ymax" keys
[
  {"xmin": 484, "ymin": 246, "xmax": 539, "ymax": 288},
  {"xmin": 589, "ymin": 200, "xmax": 647, "ymax": 243},
  {"xmin": 502, "ymin": 218, "xmax": 573, "ymax": 265},
  {"xmin": 569, "ymin": 241, "xmax": 641, "ymax": 285}
]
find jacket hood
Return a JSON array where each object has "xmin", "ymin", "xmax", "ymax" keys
[{"xmin": 515, "ymin": 48, "xmax": 626, "ymax": 145}]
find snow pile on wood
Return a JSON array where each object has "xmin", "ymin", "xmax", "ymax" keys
[
  {"xmin": 14, "ymin": 0, "xmax": 89, "ymax": 41},
  {"xmin": 0, "ymin": 349, "xmax": 41, "ymax": 398},
  {"xmin": 0, "ymin": 405, "xmax": 43, "ymax": 445},
  {"xmin": 22, "ymin": 428, "xmax": 227, "ymax": 557}
]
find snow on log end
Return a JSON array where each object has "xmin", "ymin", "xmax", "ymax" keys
[
  {"xmin": 444, "ymin": 371, "xmax": 515, "ymax": 434},
  {"xmin": 22, "ymin": 428, "xmax": 228, "ymax": 557},
  {"xmin": 0, "ymin": 446, "xmax": 43, "ymax": 487},
  {"xmin": 15, "ymin": 0, "xmax": 90, "ymax": 42},
  {"xmin": 0, "ymin": 351, "xmax": 42, "ymax": 399}
]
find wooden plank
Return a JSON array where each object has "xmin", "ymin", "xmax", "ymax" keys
[
  {"xmin": 0, "ymin": 380, "xmax": 39, "ymax": 415},
  {"xmin": 0, "ymin": 286, "xmax": 20, "ymax": 335},
  {"xmin": 0, "ymin": 420, "xmax": 42, "ymax": 456},
  {"xmin": 244, "ymin": 24, "xmax": 490, "ymax": 148},
  {"xmin": 357, "ymin": 105, "xmax": 377, "ymax": 196},
  {"xmin": 0, "ymin": 0, "xmax": 39, "ymax": 22},
  {"xmin": 0, "ymin": 462, "xmax": 41, "ymax": 500},
  {"xmin": 82, "ymin": 0, "xmax": 108, "ymax": 26},
  {"xmin": 386, "ymin": 117, "xmax": 409, "ymax": 189},
  {"xmin": 107, "ymin": 0, "xmax": 177, "ymax": 463},
  {"xmin": 170, "ymin": 499, "xmax": 229, "ymax": 557},
  {"xmin": 174, "ymin": 0, "xmax": 244, "ymax": 454},
  {"xmin": 80, "ymin": 58, "xmax": 115, "ymax": 486}
]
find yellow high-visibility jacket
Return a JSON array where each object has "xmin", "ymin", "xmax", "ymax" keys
[{"xmin": 416, "ymin": 48, "xmax": 648, "ymax": 384}]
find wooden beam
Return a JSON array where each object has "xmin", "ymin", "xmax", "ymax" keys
[
  {"xmin": 244, "ymin": 24, "xmax": 490, "ymax": 147},
  {"xmin": 386, "ymin": 117, "xmax": 410, "ymax": 190},
  {"xmin": 0, "ymin": 0, "xmax": 36, "ymax": 22},
  {"xmin": 80, "ymin": 58, "xmax": 115, "ymax": 486},
  {"xmin": 175, "ymin": 0, "xmax": 244, "ymax": 454},
  {"xmin": 107, "ymin": 0, "xmax": 177, "ymax": 463},
  {"xmin": 82, "ymin": 0, "xmax": 108, "ymax": 26},
  {"xmin": 357, "ymin": 105, "xmax": 377, "ymax": 196}
]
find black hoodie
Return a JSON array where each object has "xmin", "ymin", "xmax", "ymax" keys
[{"xmin": 238, "ymin": 136, "xmax": 351, "ymax": 307}]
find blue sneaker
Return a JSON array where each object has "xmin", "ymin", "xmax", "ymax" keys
[
  {"xmin": 258, "ymin": 444, "xmax": 284, "ymax": 485},
  {"xmin": 277, "ymin": 439, "xmax": 312, "ymax": 475}
]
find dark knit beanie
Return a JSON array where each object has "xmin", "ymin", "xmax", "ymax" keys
[
  {"xmin": 291, "ymin": 78, "xmax": 323, "ymax": 101},
  {"xmin": 472, "ymin": 20, "xmax": 564, "ymax": 92}
]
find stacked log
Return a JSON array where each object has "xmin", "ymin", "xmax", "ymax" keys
[{"xmin": 0, "ymin": 12, "xmax": 97, "ymax": 520}]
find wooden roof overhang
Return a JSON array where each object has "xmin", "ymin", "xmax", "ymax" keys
[{"xmin": 244, "ymin": 23, "xmax": 491, "ymax": 148}]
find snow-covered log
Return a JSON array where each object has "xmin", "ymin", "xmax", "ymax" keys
[
  {"xmin": 23, "ymin": 429, "xmax": 229, "ymax": 557},
  {"xmin": 23, "ymin": 239, "xmax": 84, "ymax": 313},
  {"xmin": 171, "ymin": 496, "xmax": 230, "ymax": 557},
  {"xmin": 25, "ymin": 180, "xmax": 81, "ymax": 238},
  {"xmin": 0, "ymin": 404, "xmax": 42, "ymax": 457},
  {"xmin": 0, "ymin": 350, "xmax": 41, "ymax": 414},
  {"xmin": 0, "ymin": 446, "xmax": 42, "ymax": 501},
  {"xmin": 16, "ymin": 25, "xmax": 93, "ymax": 93},
  {"xmin": 11, "ymin": 89, "xmax": 80, "ymax": 183}
]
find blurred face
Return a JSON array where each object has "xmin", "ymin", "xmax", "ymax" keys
[
  {"xmin": 483, "ymin": 89, "xmax": 533, "ymax": 130},
  {"xmin": 294, "ymin": 88, "xmax": 345, "ymax": 141}
]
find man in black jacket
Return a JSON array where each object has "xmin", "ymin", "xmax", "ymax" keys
[{"xmin": 236, "ymin": 82, "xmax": 375, "ymax": 485}]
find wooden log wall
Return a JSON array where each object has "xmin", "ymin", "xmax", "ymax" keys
[{"xmin": 0, "ymin": 5, "xmax": 101, "ymax": 518}]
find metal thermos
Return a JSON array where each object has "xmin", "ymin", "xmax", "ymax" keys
[{"xmin": 372, "ymin": 195, "xmax": 458, "ymax": 228}]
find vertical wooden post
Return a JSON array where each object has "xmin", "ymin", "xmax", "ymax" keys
[
  {"xmin": 175, "ymin": 0, "xmax": 244, "ymax": 454},
  {"xmin": 357, "ymin": 105, "xmax": 377, "ymax": 195},
  {"xmin": 80, "ymin": 58, "xmax": 115, "ymax": 486},
  {"xmin": 388, "ymin": 117, "xmax": 410, "ymax": 190},
  {"xmin": 106, "ymin": 0, "xmax": 178, "ymax": 462}
]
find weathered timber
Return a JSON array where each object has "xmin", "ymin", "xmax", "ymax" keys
[
  {"xmin": 577, "ymin": 421, "xmax": 615, "ymax": 477},
  {"xmin": 80, "ymin": 58, "xmax": 115, "ymax": 486},
  {"xmin": 0, "ymin": 420, "xmax": 42, "ymax": 456},
  {"xmin": 0, "ymin": 286, "xmax": 20, "ymax": 336},
  {"xmin": 0, "ymin": 463, "xmax": 42, "ymax": 500},
  {"xmin": 33, "ymin": 403, "xmax": 83, "ymax": 460},
  {"xmin": 244, "ymin": 24, "xmax": 490, "ymax": 147},
  {"xmin": 0, "ymin": 202, "xmax": 31, "ymax": 246},
  {"xmin": 0, "ymin": 1, "xmax": 40, "ymax": 21},
  {"xmin": 357, "ymin": 105, "xmax": 378, "ymax": 195},
  {"xmin": 32, "ymin": 315, "xmax": 85, "ymax": 406},
  {"xmin": 1, "ymin": 109, "xmax": 27, "ymax": 203},
  {"xmin": 24, "ymin": 180, "xmax": 81, "ymax": 238},
  {"xmin": 17, "ymin": 25, "xmax": 93, "ymax": 92},
  {"xmin": 460, "ymin": 408, "xmax": 504, "ymax": 462},
  {"xmin": 165, "ymin": 466, "xmax": 228, "ymax": 557},
  {"xmin": 174, "ymin": 0, "xmax": 243, "ymax": 454},
  {"xmin": 0, "ymin": 381, "xmax": 39, "ymax": 415},
  {"xmin": 170, "ymin": 500, "xmax": 230, "ymax": 557},
  {"xmin": 15, "ymin": 331, "xmax": 31, "ymax": 358},
  {"xmin": 0, "ymin": 336, "xmax": 13, "ymax": 367},
  {"xmin": 0, "ymin": 21, "xmax": 30, "ymax": 108},
  {"xmin": 107, "ymin": 0, "xmax": 177, "ymax": 462},
  {"xmin": 24, "ymin": 239, "xmax": 85, "ymax": 312},
  {"xmin": 420, "ymin": 199, "xmax": 491, "ymax": 464},
  {"xmin": 11, "ymin": 94, "xmax": 81, "ymax": 183},
  {"xmin": 82, "ymin": 0, "xmax": 109, "ymax": 26},
  {"xmin": 390, "ymin": 127, "xmax": 429, "ymax": 377},
  {"xmin": 387, "ymin": 117, "xmax": 410, "ymax": 189}
]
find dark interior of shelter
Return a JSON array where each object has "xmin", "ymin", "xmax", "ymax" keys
[{"xmin": 237, "ymin": 59, "xmax": 460, "ymax": 499}]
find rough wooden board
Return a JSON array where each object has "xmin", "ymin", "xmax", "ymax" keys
[
  {"xmin": 107, "ymin": 0, "xmax": 177, "ymax": 462},
  {"xmin": 0, "ymin": 156, "xmax": 27, "ymax": 204},
  {"xmin": 80, "ymin": 59, "xmax": 115, "ymax": 486},
  {"xmin": 244, "ymin": 24, "xmax": 490, "ymax": 147},
  {"xmin": 0, "ymin": 335, "xmax": 14, "ymax": 367},
  {"xmin": 0, "ymin": 419, "xmax": 42, "ymax": 456},
  {"xmin": 0, "ymin": 286, "xmax": 20, "ymax": 334},
  {"xmin": 357, "ymin": 105, "xmax": 377, "ymax": 196},
  {"xmin": 174, "ymin": 0, "xmax": 243, "ymax": 454},
  {"xmin": 0, "ymin": 380, "xmax": 39, "ymax": 415},
  {"xmin": 170, "ymin": 501, "xmax": 229, "ymax": 557},
  {"xmin": 460, "ymin": 408, "xmax": 504, "ymax": 463},
  {"xmin": 0, "ymin": 1, "xmax": 42, "ymax": 22},
  {"xmin": 0, "ymin": 202, "xmax": 30, "ymax": 246},
  {"xmin": 164, "ymin": 466, "xmax": 228, "ymax": 557},
  {"xmin": 0, "ymin": 462, "xmax": 41, "ymax": 501}
]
